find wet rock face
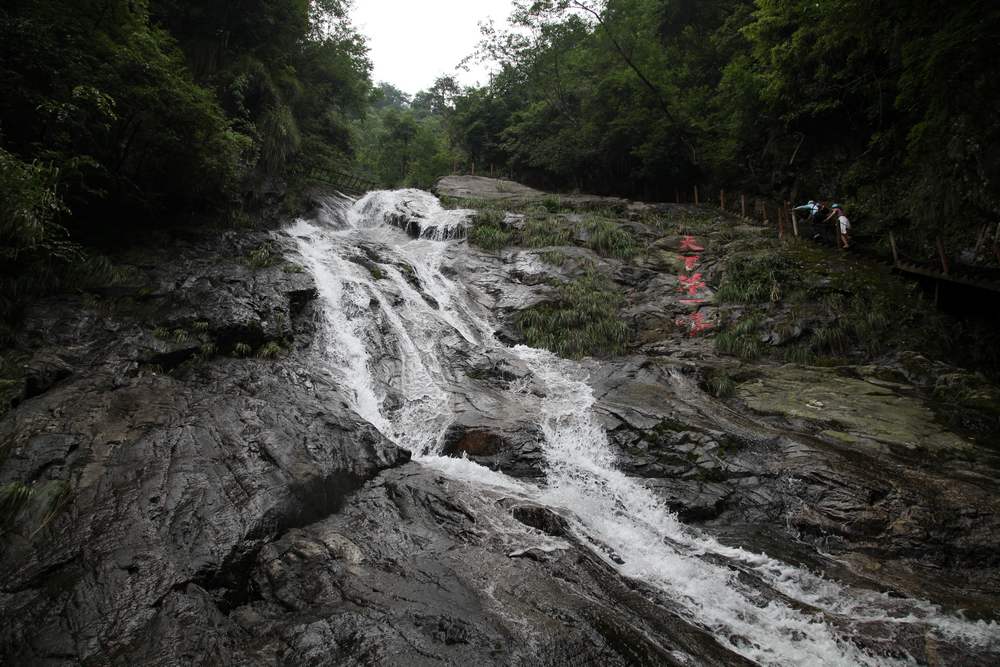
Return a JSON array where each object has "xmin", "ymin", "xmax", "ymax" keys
[
  {"xmin": 0, "ymin": 229, "xmax": 409, "ymax": 664},
  {"xmin": 213, "ymin": 466, "xmax": 751, "ymax": 666}
]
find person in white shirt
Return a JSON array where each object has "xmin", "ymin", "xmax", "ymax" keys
[{"xmin": 823, "ymin": 203, "xmax": 851, "ymax": 249}]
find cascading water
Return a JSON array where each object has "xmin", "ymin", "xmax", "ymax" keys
[{"xmin": 289, "ymin": 189, "xmax": 1000, "ymax": 665}]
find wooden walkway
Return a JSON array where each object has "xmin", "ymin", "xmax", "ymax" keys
[
  {"xmin": 307, "ymin": 168, "xmax": 382, "ymax": 197},
  {"xmin": 889, "ymin": 232, "xmax": 1000, "ymax": 294}
]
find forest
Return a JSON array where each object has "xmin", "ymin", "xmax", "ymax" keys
[{"xmin": 2, "ymin": 0, "xmax": 999, "ymax": 337}]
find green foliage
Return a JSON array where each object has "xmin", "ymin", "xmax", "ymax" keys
[
  {"xmin": 516, "ymin": 272, "xmax": 629, "ymax": 358},
  {"xmin": 715, "ymin": 253, "xmax": 793, "ymax": 305},
  {"xmin": 705, "ymin": 369, "xmax": 736, "ymax": 399},
  {"xmin": 233, "ymin": 342, "xmax": 253, "ymax": 357},
  {"xmin": 445, "ymin": 0, "xmax": 1000, "ymax": 250},
  {"xmin": 467, "ymin": 208, "xmax": 513, "ymax": 252},
  {"xmin": 0, "ymin": 148, "xmax": 72, "ymax": 335},
  {"xmin": 256, "ymin": 341, "xmax": 284, "ymax": 359},
  {"xmin": 0, "ymin": 480, "xmax": 70, "ymax": 534},
  {"xmin": 521, "ymin": 217, "xmax": 573, "ymax": 248},
  {"xmin": 582, "ymin": 215, "xmax": 637, "ymax": 259},
  {"xmin": 714, "ymin": 317, "xmax": 764, "ymax": 361},
  {"xmin": 247, "ymin": 242, "xmax": 280, "ymax": 269}
]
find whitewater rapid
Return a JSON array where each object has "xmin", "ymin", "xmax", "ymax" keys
[{"xmin": 289, "ymin": 190, "xmax": 1000, "ymax": 666}]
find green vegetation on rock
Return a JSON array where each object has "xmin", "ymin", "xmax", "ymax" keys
[{"xmin": 516, "ymin": 272, "xmax": 629, "ymax": 358}]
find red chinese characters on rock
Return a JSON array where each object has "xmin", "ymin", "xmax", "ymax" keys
[
  {"xmin": 675, "ymin": 311, "xmax": 714, "ymax": 336},
  {"xmin": 675, "ymin": 235, "xmax": 714, "ymax": 336}
]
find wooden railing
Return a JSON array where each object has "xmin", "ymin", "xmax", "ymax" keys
[{"xmin": 306, "ymin": 168, "xmax": 382, "ymax": 196}]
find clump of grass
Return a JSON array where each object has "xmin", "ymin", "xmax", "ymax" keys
[
  {"xmin": 0, "ymin": 481, "xmax": 34, "ymax": 526},
  {"xmin": 196, "ymin": 342, "xmax": 217, "ymax": 362},
  {"xmin": 233, "ymin": 342, "xmax": 252, "ymax": 357},
  {"xmin": 516, "ymin": 272, "xmax": 629, "ymax": 358},
  {"xmin": 247, "ymin": 242, "xmax": 279, "ymax": 269},
  {"xmin": 468, "ymin": 209, "xmax": 514, "ymax": 253},
  {"xmin": 191, "ymin": 320, "xmax": 210, "ymax": 333},
  {"xmin": 715, "ymin": 253, "xmax": 795, "ymax": 305},
  {"xmin": 153, "ymin": 327, "xmax": 170, "ymax": 339},
  {"xmin": 541, "ymin": 196, "xmax": 564, "ymax": 213},
  {"xmin": 705, "ymin": 369, "xmax": 736, "ymax": 398},
  {"xmin": 539, "ymin": 250, "xmax": 570, "ymax": 266},
  {"xmin": 521, "ymin": 217, "xmax": 573, "ymax": 248},
  {"xmin": 282, "ymin": 262, "xmax": 305, "ymax": 274},
  {"xmin": 256, "ymin": 341, "xmax": 284, "ymax": 359},
  {"xmin": 171, "ymin": 329, "xmax": 189, "ymax": 344},
  {"xmin": 714, "ymin": 317, "xmax": 764, "ymax": 361},
  {"xmin": 783, "ymin": 344, "xmax": 816, "ymax": 365},
  {"xmin": 583, "ymin": 215, "xmax": 637, "ymax": 259}
]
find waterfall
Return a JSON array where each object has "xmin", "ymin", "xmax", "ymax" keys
[{"xmin": 289, "ymin": 190, "xmax": 1000, "ymax": 666}]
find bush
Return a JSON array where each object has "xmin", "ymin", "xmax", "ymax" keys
[{"xmin": 0, "ymin": 149, "xmax": 72, "ymax": 339}]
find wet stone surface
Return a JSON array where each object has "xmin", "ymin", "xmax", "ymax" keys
[{"xmin": 2, "ymin": 189, "xmax": 1000, "ymax": 665}]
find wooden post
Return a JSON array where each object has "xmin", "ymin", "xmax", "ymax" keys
[
  {"xmin": 694, "ymin": 185, "xmax": 699, "ymax": 205},
  {"xmin": 789, "ymin": 202, "xmax": 799, "ymax": 238},
  {"xmin": 740, "ymin": 194, "xmax": 746, "ymax": 219},
  {"xmin": 675, "ymin": 189, "xmax": 680, "ymax": 204},
  {"xmin": 889, "ymin": 232, "xmax": 899, "ymax": 265},
  {"xmin": 936, "ymin": 237, "xmax": 949, "ymax": 275},
  {"xmin": 778, "ymin": 203, "xmax": 785, "ymax": 240},
  {"xmin": 720, "ymin": 190, "xmax": 725, "ymax": 210},
  {"xmin": 471, "ymin": 161, "xmax": 475, "ymax": 176},
  {"xmin": 974, "ymin": 224, "xmax": 987, "ymax": 258}
]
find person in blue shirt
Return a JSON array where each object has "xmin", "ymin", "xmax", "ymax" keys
[{"xmin": 793, "ymin": 200, "xmax": 822, "ymax": 223}]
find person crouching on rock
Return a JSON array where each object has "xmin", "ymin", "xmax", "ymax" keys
[{"xmin": 824, "ymin": 203, "xmax": 851, "ymax": 249}]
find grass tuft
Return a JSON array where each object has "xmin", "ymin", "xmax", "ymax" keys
[{"xmin": 516, "ymin": 272, "xmax": 629, "ymax": 358}]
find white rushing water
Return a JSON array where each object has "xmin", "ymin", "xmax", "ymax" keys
[{"xmin": 290, "ymin": 190, "xmax": 1000, "ymax": 666}]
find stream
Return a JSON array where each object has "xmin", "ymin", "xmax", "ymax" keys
[{"xmin": 289, "ymin": 189, "xmax": 1000, "ymax": 666}]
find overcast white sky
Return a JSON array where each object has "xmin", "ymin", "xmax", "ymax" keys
[{"xmin": 351, "ymin": 0, "xmax": 516, "ymax": 95}]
